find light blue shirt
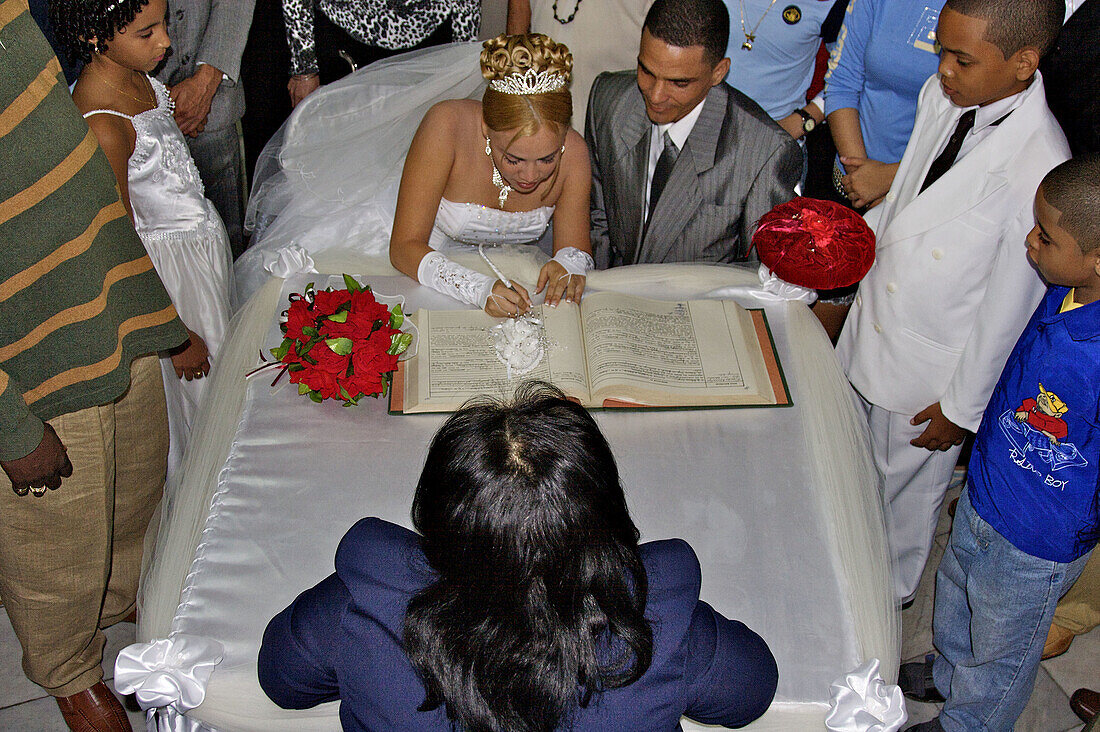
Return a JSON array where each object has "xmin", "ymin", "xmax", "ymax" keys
[
  {"xmin": 723, "ymin": 0, "xmax": 838, "ymax": 119},
  {"xmin": 824, "ymin": 0, "xmax": 945, "ymax": 166}
]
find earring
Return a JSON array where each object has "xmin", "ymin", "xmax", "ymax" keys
[
  {"xmin": 560, "ymin": 144, "xmax": 566, "ymax": 153},
  {"xmin": 485, "ymin": 137, "xmax": 492, "ymax": 156}
]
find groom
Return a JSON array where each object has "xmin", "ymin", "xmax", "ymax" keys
[{"xmin": 586, "ymin": 0, "xmax": 800, "ymax": 267}]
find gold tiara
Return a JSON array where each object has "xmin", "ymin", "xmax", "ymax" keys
[{"xmin": 489, "ymin": 68, "xmax": 566, "ymax": 95}]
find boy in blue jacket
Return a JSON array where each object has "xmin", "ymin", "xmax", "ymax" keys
[{"xmin": 901, "ymin": 155, "xmax": 1100, "ymax": 731}]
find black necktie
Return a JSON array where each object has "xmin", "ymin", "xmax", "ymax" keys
[
  {"xmin": 647, "ymin": 131, "xmax": 680, "ymax": 225},
  {"xmin": 920, "ymin": 109, "xmax": 976, "ymax": 193}
]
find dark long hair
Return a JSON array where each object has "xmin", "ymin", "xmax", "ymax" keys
[
  {"xmin": 404, "ymin": 382, "xmax": 653, "ymax": 732},
  {"xmin": 49, "ymin": 0, "xmax": 150, "ymax": 64}
]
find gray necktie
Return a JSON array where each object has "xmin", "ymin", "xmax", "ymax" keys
[{"xmin": 646, "ymin": 131, "xmax": 680, "ymax": 229}]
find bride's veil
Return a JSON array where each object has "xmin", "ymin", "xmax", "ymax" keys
[{"xmin": 238, "ymin": 42, "xmax": 488, "ymax": 303}]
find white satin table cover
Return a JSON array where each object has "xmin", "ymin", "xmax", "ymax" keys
[{"xmin": 130, "ymin": 250, "xmax": 899, "ymax": 731}]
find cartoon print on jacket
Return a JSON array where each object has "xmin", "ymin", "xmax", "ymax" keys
[{"xmin": 999, "ymin": 383, "xmax": 1088, "ymax": 473}]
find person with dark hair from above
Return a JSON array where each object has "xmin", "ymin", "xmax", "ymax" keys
[
  {"xmin": 258, "ymin": 382, "xmax": 778, "ymax": 731},
  {"xmin": 586, "ymin": 0, "xmax": 800, "ymax": 267}
]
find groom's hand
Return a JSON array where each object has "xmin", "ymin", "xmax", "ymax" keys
[{"xmin": 485, "ymin": 281, "xmax": 531, "ymax": 318}]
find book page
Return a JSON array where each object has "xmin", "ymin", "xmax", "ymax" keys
[
  {"xmin": 579, "ymin": 292, "xmax": 775, "ymax": 407},
  {"xmin": 402, "ymin": 305, "xmax": 589, "ymax": 413}
]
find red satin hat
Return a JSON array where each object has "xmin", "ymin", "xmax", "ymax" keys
[{"xmin": 752, "ymin": 197, "xmax": 876, "ymax": 290}]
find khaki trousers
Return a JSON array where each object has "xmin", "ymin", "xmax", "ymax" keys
[
  {"xmin": 0, "ymin": 355, "xmax": 167, "ymax": 697},
  {"xmin": 1053, "ymin": 547, "xmax": 1100, "ymax": 635}
]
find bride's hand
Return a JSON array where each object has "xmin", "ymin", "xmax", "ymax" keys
[
  {"xmin": 537, "ymin": 261, "xmax": 585, "ymax": 307},
  {"xmin": 485, "ymin": 280, "xmax": 531, "ymax": 318}
]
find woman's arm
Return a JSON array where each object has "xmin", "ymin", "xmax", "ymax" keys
[
  {"xmin": 389, "ymin": 104, "xmax": 460, "ymax": 279},
  {"xmin": 506, "ymin": 0, "xmax": 532, "ymax": 34},
  {"xmin": 538, "ymin": 130, "xmax": 593, "ymax": 306},
  {"xmin": 258, "ymin": 574, "xmax": 347, "ymax": 709},
  {"xmin": 824, "ymin": 0, "xmax": 896, "ymax": 207},
  {"xmin": 389, "ymin": 104, "xmax": 530, "ymax": 316},
  {"xmin": 84, "ymin": 114, "xmax": 137, "ymax": 218},
  {"xmin": 283, "ymin": 0, "xmax": 321, "ymax": 106},
  {"xmin": 683, "ymin": 601, "xmax": 778, "ymax": 727}
]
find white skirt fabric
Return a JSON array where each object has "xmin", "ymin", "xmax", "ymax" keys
[{"xmin": 140, "ymin": 201, "xmax": 233, "ymax": 480}]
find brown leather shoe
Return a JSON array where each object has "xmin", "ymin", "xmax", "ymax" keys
[
  {"xmin": 55, "ymin": 681, "xmax": 133, "ymax": 732},
  {"xmin": 1041, "ymin": 621, "xmax": 1075, "ymax": 660},
  {"xmin": 1072, "ymin": 689, "xmax": 1100, "ymax": 724}
]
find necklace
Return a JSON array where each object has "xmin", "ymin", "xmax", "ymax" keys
[
  {"xmin": 552, "ymin": 0, "xmax": 581, "ymax": 24},
  {"xmin": 738, "ymin": 0, "xmax": 780, "ymax": 50},
  {"xmin": 91, "ymin": 70, "xmax": 155, "ymax": 107},
  {"xmin": 485, "ymin": 137, "xmax": 513, "ymax": 209}
]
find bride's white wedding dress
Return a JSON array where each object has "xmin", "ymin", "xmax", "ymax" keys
[{"xmin": 238, "ymin": 42, "xmax": 556, "ymax": 304}]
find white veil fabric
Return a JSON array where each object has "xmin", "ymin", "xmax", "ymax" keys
[{"xmin": 238, "ymin": 42, "xmax": 489, "ymax": 303}]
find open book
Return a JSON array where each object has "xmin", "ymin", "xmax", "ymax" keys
[{"xmin": 391, "ymin": 291, "xmax": 789, "ymax": 413}]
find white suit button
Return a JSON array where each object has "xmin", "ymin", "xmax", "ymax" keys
[
  {"xmin": 886, "ymin": 283, "xmax": 897, "ymax": 293},
  {"xmin": 855, "ymin": 294, "xmax": 863, "ymax": 307},
  {"xmin": 873, "ymin": 322, "xmax": 883, "ymax": 333},
  {"xmin": 886, "ymin": 192, "xmax": 896, "ymax": 202},
  {"xmin": 932, "ymin": 249, "xmax": 944, "ymax": 260}
]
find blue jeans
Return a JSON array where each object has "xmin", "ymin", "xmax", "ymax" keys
[{"xmin": 932, "ymin": 487, "xmax": 1090, "ymax": 731}]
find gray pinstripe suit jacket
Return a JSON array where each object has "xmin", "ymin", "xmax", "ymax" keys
[
  {"xmin": 585, "ymin": 71, "xmax": 800, "ymax": 266},
  {"xmin": 156, "ymin": 0, "xmax": 257, "ymax": 131}
]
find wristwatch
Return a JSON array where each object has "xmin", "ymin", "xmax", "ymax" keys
[{"xmin": 793, "ymin": 108, "xmax": 816, "ymax": 135}]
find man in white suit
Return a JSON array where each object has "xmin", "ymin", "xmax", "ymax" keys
[
  {"xmin": 837, "ymin": 0, "xmax": 1070, "ymax": 604},
  {"xmin": 157, "ymin": 0, "xmax": 256, "ymax": 258}
]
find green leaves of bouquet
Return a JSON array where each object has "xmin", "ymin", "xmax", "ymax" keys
[{"xmin": 271, "ymin": 275, "xmax": 412, "ymax": 405}]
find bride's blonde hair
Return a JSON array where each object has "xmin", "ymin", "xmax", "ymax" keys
[{"xmin": 480, "ymin": 34, "xmax": 573, "ymax": 142}]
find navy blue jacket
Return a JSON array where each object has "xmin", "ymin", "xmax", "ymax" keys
[{"xmin": 258, "ymin": 518, "xmax": 778, "ymax": 730}]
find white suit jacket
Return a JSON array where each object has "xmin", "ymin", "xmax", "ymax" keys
[{"xmin": 837, "ymin": 73, "xmax": 1070, "ymax": 431}]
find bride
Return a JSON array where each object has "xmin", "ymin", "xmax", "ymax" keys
[{"xmin": 238, "ymin": 35, "xmax": 594, "ymax": 316}]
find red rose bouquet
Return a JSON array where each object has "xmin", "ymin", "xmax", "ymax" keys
[{"xmin": 268, "ymin": 275, "xmax": 412, "ymax": 405}]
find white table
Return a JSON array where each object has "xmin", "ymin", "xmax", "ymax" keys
[{"xmin": 127, "ymin": 251, "xmax": 897, "ymax": 731}]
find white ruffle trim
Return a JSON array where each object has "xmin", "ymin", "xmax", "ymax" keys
[
  {"xmin": 262, "ymin": 244, "xmax": 316, "ymax": 279},
  {"xmin": 114, "ymin": 635, "xmax": 224, "ymax": 712},
  {"xmin": 825, "ymin": 658, "xmax": 908, "ymax": 732}
]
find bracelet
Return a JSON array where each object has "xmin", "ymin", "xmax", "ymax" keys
[{"xmin": 551, "ymin": 247, "xmax": 594, "ymax": 277}]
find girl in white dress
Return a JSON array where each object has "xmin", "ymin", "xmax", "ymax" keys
[
  {"xmin": 239, "ymin": 36, "xmax": 595, "ymax": 311},
  {"xmin": 57, "ymin": 0, "xmax": 233, "ymax": 478}
]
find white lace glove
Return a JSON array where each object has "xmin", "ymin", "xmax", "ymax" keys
[
  {"xmin": 418, "ymin": 251, "xmax": 496, "ymax": 309},
  {"xmin": 551, "ymin": 247, "xmax": 595, "ymax": 277}
]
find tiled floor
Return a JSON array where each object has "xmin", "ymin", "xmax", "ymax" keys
[{"xmin": 0, "ymin": 482, "xmax": 1094, "ymax": 730}]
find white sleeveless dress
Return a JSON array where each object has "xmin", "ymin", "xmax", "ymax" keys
[
  {"xmin": 83, "ymin": 77, "xmax": 233, "ymax": 481},
  {"xmin": 428, "ymin": 198, "xmax": 554, "ymax": 251}
]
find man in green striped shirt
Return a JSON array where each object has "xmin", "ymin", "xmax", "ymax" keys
[{"xmin": 0, "ymin": 2, "xmax": 187, "ymax": 728}]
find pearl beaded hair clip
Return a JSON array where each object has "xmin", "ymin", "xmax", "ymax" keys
[{"xmin": 489, "ymin": 68, "xmax": 566, "ymax": 95}]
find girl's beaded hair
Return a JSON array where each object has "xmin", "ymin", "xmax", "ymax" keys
[{"xmin": 49, "ymin": 0, "xmax": 151, "ymax": 64}]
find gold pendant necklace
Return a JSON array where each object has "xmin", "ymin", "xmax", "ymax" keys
[
  {"xmin": 739, "ymin": 0, "xmax": 780, "ymax": 50},
  {"xmin": 91, "ymin": 70, "xmax": 155, "ymax": 107}
]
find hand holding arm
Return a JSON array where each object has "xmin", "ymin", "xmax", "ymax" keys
[
  {"xmin": 170, "ymin": 63, "xmax": 222, "ymax": 137},
  {"xmin": 838, "ymin": 155, "xmax": 898, "ymax": 208},
  {"xmin": 909, "ymin": 402, "xmax": 968, "ymax": 452}
]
